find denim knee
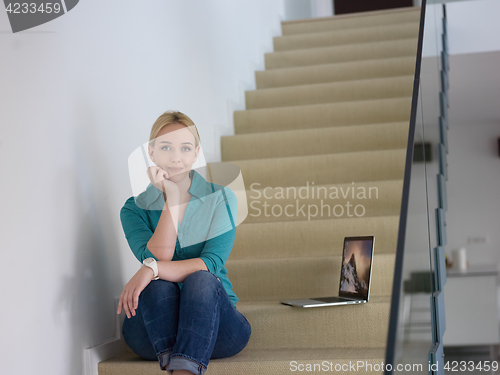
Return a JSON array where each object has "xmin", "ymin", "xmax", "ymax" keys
[
  {"xmin": 181, "ymin": 270, "xmax": 220, "ymax": 301},
  {"xmin": 183, "ymin": 270, "xmax": 220, "ymax": 287},
  {"xmin": 139, "ymin": 279, "xmax": 179, "ymax": 313},
  {"xmin": 141, "ymin": 279, "xmax": 178, "ymax": 298}
]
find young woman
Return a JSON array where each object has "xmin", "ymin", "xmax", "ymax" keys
[{"xmin": 117, "ymin": 110, "xmax": 251, "ymax": 375}]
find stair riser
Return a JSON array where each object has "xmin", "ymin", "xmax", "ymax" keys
[
  {"xmin": 265, "ymin": 39, "xmax": 418, "ymax": 70},
  {"xmin": 222, "ymin": 122, "xmax": 408, "ymax": 162},
  {"xmin": 241, "ymin": 180, "xmax": 403, "ymax": 224},
  {"xmin": 228, "ymin": 253, "xmax": 395, "ymax": 301},
  {"xmin": 243, "ymin": 301, "xmax": 390, "ymax": 349},
  {"xmin": 225, "ymin": 149, "xmax": 406, "ymax": 190},
  {"xmin": 234, "ymin": 97, "xmax": 412, "ymax": 135},
  {"xmin": 275, "ymin": 22, "xmax": 419, "ymax": 52},
  {"xmin": 246, "ymin": 75, "xmax": 414, "ymax": 110},
  {"xmin": 204, "ymin": 358, "xmax": 386, "ymax": 375},
  {"xmin": 282, "ymin": 8, "xmax": 420, "ymax": 35},
  {"xmin": 256, "ymin": 56, "xmax": 416, "ymax": 89},
  {"xmin": 230, "ymin": 215, "xmax": 399, "ymax": 259}
]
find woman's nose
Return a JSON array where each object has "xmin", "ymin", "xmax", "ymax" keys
[{"xmin": 171, "ymin": 149, "xmax": 181, "ymax": 161}]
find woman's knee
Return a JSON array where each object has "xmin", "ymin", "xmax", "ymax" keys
[
  {"xmin": 142, "ymin": 279, "xmax": 178, "ymax": 296},
  {"xmin": 183, "ymin": 270, "xmax": 218, "ymax": 287},
  {"xmin": 140, "ymin": 279, "xmax": 179, "ymax": 307},
  {"xmin": 182, "ymin": 270, "xmax": 219, "ymax": 298}
]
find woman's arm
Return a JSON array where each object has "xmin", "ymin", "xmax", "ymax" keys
[
  {"xmin": 154, "ymin": 186, "xmax": 238, "ymax": 283},
  {"xmin": 157, "ymin": 258, "xmax": 208, "ymax": 283},
  {"xmin": 146, "ymin": 190, "xmax": 181, "ymax": 261}
]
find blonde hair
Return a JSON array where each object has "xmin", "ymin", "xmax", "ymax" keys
[{"xmin": 149, "ymin": 110, "xmax": 201, "ymax": 148}]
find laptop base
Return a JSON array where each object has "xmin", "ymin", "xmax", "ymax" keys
[{"xmin": 280, "ymin": 297, "xmax": 366, "ymax": 308}]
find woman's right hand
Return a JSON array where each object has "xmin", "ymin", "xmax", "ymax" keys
[{"xmin": 147, "ymin": 166, "xmax": 179, "ymax": 197}]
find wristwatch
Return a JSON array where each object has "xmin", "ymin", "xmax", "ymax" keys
[{"xmin": 143, "ymin": 257, "xmax": 160, "ymax": 280}]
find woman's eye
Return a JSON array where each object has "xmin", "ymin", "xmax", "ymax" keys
[{"xmin": 160, "ymin": 146, "xmax": 191, "ymax": 151}]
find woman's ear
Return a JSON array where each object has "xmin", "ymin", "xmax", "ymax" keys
[
  {"xmin": 193, "ymin": 145, "xmax": 201, "ymax": 161},
  {"xmin": 148, "ymin": 145, "xmax": 155, "ymax": 163}
]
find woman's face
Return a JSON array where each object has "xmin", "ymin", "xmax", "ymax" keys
[{"xmin": 148, "ymin": 123, "xmax": 200, "ymax": 181}]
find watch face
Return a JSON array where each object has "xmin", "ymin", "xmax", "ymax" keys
[{"xmin": 144, "ymin": 258, "xmax": 152, "ymax": 265}]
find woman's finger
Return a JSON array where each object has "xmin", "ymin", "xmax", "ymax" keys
[
  {"xmin": 117, "ymin": 293, "xmax": 123, "ymax": 314},
  {"xmin": 122, "ymin": 290, "xmax": 131, "ymax": 318},
  {"xmin": 146, "ymin": 167, "xmax": 157, "ymax": 183},
  {"xmin": 133, "ymin": 290, "xmax": 140, "ymax": 310},
  {"xmin": 154, "ymin": 168, "xmax": 164, "ymax": 185},
  {"xmin": 126, "ymin": 288, "xmax": 136, "ymax": 317}
]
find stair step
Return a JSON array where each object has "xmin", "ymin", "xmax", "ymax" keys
[
  {"xmin": 219, "ymin": 149, "xmax": 406, "ymax": 190},
  {"xmin": 231, "ymin": 215, "xmax": 399, "ymax": 260},
  {"xmin": 222, "ymin": 122, "xmax": 408, "ymax": 162},
  {"xmin": 238, "ymin": 296, "xmax": 390, "ymax": 349},
  {"xmin": 246, "ymin": 75, "xmax": 414, "ymax": 110},
  {"xmin": 234, "ymin": 97, "xmax": 412, "ymax": 135},
  {"xmin": 274, "ymin": 22, "xmax": 419, "ymax": 52},
  {"xmin": 240, "ymin": 179, "xmax": 403, "ymax": 224},
  {"xmin": 228, "ymin": 253, "xmax": 395, "ymax": 302},
  {"xmin": 265, "ymin": 38, "xmax": 418, "ymax": 70},
  {"xmin": 99, "ymin": 347, "xmax": 386, "ymax": 375},
  {"xmin": 256, "ymin": 56, "xmax": 416, "ymax": 89},
  {"xmin": 281, "ymin": 6, "xmax": 420, "ymax": 35}
]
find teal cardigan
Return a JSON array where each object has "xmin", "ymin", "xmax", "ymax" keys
[{"xmin": 120, "ymin": 169, "xmax": 239, "ymax": 306}]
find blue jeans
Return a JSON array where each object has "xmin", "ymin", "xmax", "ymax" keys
[{"xmin": 122, "ymin": 269, "xmax": 251, "ymax": 375}]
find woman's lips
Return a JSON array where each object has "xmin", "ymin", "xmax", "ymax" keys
[{"xmin": 168, "ymin": 167, "xmax": 183, "ymax": 172}]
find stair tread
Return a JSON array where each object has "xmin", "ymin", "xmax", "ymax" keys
[
  {"xmin": 103, "ymin": 346, "xmax": 385, "ymax": 364},
  {"xmin": 235, "ymin": 95, "xmax": 411, "ymax": 115},
  {"xmin": 246, "ymin": 74, "xmax": 414, "ymax": 110},
  {"xmin": 255, "ymin": 56, "xmax": 416, "ymax": 89},
  {"xmin": 225, "ymin": 120, "xmax": 407, "ymax": 140},
  {"xmin": 282, "ymin": 6, "xmax": 419, "ymax": 25},
  {"xmin": 236, "ymin": 295, "xmax": 390, "ymax": 310},
  {"xmin": 257, "ymin": 55, "xmax": 415, "ymax": 76},
  {"xmin": 222, "ymin": 121, "xmax": 408, "ymax": 161},
  {"xmin": 228, "ymin": 253, "xmax": 395, "ymax": 301},
  {"xmin": 281, "ymin": 7, "xmax": 420, "ymax": 36},
  {"xmin": 227, "ymin": 147, "xmax": 406, "ymax": 165},
  {"xmin": 249, "ymin": 74, "xmax": 413, "ymax": 94},
  {"xmin": 274, "ymin": 22, "xmax": 419, "ymax": 52},
  {"xmin": 234, "ymin": 96, "xmax": 412, "ymax": 134},
  {"xmin": 277, "ymin": 21, "xmax": 419, "ymax": 38},
  {"xmin": 266, "ymin": 37, "xmax": 417, "ymax": 59}
]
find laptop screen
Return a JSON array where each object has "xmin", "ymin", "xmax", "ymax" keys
[{"xmin": 338, "ymin": 236, "xmax": 375, "ymax": 300}]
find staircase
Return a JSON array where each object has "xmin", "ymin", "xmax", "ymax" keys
[{"xmin": 99, "ymin": 6, "xmax": 420, "ymax": 375}]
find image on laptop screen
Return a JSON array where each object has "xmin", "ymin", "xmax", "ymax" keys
[{"xmin": 339, "ymin": 237, "xmax": 374, "ymax": 300}]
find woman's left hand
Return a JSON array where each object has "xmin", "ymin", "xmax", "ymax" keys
[{"xmin": 117, "ymin": 266, "xmax": 155, "ymax": 319}]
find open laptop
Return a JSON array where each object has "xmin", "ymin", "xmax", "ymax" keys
[{"xmin": 280, "ymin": 236, "xmax": 375, "ymax": 308}]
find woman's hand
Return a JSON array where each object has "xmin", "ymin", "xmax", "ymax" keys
[
  {"xmin": 117, "ymin": 266, "xmax": 155, "ymax": 319},
  {"xmin": 147, "ymin": 166, "xmax": 179, "ymax": 197}
]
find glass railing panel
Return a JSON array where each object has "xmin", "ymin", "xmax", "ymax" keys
[{"xmin": 386, "ymin": 0, "xmax": 446, "ymax": 372}]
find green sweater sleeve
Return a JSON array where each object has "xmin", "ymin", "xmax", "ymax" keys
[
  {"xmin": 120, "ymin": 197, "xmax": 158, "ymax": 263},
  {"xmin": 198, "ymin": 187, "xmax": 238, "ymax": 274}
]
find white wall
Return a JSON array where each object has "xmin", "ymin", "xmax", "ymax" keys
[
  {"xmin": 0, "ymin": 1, "xmax": 285, "ymax": 374},
  {"xmin": 420, "ymin": 0, "xmax": 500, "ymax": 265},
  {"xmin": 446, "ymin": 51, "xmax": 500, "ymax": 265},
  {"xmin": 446, "ymin": 0, "xmax": 500, "ymax": 55}
]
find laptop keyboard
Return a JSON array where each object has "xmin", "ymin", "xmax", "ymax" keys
[{"xmin": 312, "ymin": 296, "xmax": 350, "ymax": 303}]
